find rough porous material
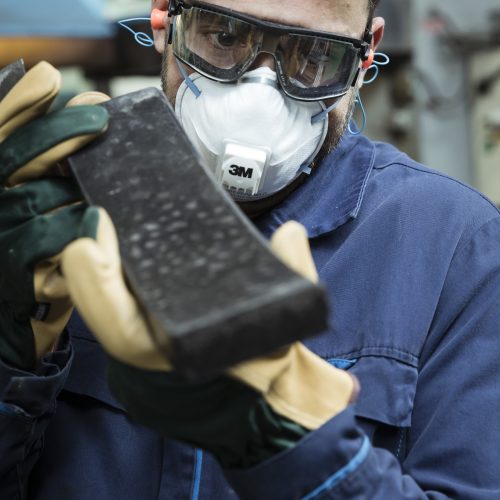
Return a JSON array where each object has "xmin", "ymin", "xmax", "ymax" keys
[
  {"xmin": 0, "ymin": 60, "xmax": 25, "ymax": 100},
  {"xmin": 69, "ymin": 88, "xmax": 328, "ymax": 377}
]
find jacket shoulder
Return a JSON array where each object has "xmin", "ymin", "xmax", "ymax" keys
[{"xmin": 368, "ymin": 140, "xmax": 500, "ymax": 226}]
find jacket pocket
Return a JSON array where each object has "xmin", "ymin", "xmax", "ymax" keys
[
  {"xmin": 348, "ymin": 354, "xmax": 418, "ymax": 428},
  {"xmin": 325, "ymin": 351, "xmax": 418, "ymax": 460}
]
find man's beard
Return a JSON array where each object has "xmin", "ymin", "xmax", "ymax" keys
[{"xmin": 161, "ymin": 47, "xmax": 178, "ymax": 107}]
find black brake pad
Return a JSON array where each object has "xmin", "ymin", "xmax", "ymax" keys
[
  {"xmin": 68, "ymin": 88, "xmax": 328, "ymax": 378},
  {"xmin": 0, "ymin": 60, "xmax": 26, "ymax": 101}
]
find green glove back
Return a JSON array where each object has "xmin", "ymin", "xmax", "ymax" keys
[
  {"xmin": 0, "ymin": 61, "xmax": 109, "ymax": 370},
  {"xmin": 108, "ymin": 358, "xmax": 309, "ymax": 469}
]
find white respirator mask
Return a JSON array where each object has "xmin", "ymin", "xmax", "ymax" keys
[{"xmin": 174, "ymin": 67, "xmax": 330, "ymax": 201}]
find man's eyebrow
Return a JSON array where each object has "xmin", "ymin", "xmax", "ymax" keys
[{"xmin": 248, "ymin": 14, "xmax": 312, "ymax": 30}]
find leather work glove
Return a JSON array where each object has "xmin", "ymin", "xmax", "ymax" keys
[
  {"xmin": 61, "ymin": 213, "xmax": 357, "ymax": 468},
  {"xmin": 0, "ymin": 61, "xmax": 109, "ymax": 371}
]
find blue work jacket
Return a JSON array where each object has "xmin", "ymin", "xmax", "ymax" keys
[{"xmin": 1, "ymin": 133, "xmax": 500, "ymax": 499}]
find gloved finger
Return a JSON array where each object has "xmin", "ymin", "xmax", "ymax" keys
[
  {"xmin": 3, "ymin": 204, "xmax": 94, "ymax": 287},
  {"xmin": 0, "ymin": 60, "xmax": 25, "ymax": 101},
  {"xmin": 0, "ymin": 177, "xmax": 83, "ymax": 227},
  {"xmin": 51, "ymin": 91, "xmax": 112, "ymax": 177},
  {"xmin": 32, "ymin": 242, "xmax": 82, "ymax": 360},
  {"xmin": 61, "ymin": 207, "xmax": 172, "ymax": 371},
  {"xmin": 35, "ymin": 252, "xmax": 71, "ymax": 301},
  {"xmin": 0, "ymin": 105, "xmax": 109, "ymax": 187},
  {"xmin": 0, "ymin": 61, "xmax": 61, "ymax": 142},
  {"xmin": 270, "ymin": 221, "xmax": 318, "ymax": 283},
  {"xmin": 30, "ymin": 282, "xmax": 73, "ymax": 359},
  {"xmin": 229, "ymin": 343, "xmax": 356, "ymax": 430},
  {"xmin": 65, "ymin": 91, "xmax": 111, "ymax": 107},
  {"xmin": 29, "ymin": 202, "xmax": 104, "ymax": 362}
]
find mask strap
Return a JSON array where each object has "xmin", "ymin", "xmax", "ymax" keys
[
  {"xmin": 311, "ymin": 98, "xmax": 342, "ymax": 124},
  {"xmin": 117, "ymin": 18, "xmax": 155, "ymax": 47},
  {"xmin": 175, "ymin": 59, "xmax": 202, "ymax": 98},
  {"xmin": 303, "ymin": 100, "xmax": 341, "ymax": 175},
  {"xmin": 168, "ymin": 17, "xmax": 201, "ymax": 98}
]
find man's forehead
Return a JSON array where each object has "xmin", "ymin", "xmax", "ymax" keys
[{"xmin": 199, "ymin": 0, "xmax": 369, "ymax": 37}]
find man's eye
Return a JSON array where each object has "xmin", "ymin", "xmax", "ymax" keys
[{"xmin": 209, "ymin": 31, "xmax": 238, "ymax": 48}]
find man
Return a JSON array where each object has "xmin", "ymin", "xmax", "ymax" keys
[{"xmin": 1, "ymin": 0, "xmax": 500, "ymax": 498}]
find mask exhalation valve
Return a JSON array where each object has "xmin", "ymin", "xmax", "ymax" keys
[{"xmin": 216, "ymin": 141, "xmax": 270, "ymax": 196}]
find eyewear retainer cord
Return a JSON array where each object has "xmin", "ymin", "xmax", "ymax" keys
[{"xmin": 117, "ymin": 18, "xmax": 155, "ymax": 47}]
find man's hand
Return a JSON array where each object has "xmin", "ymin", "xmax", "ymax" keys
[
  {"xmin": 0, "ymin": 61, "xmax": 109, "ymax": 370},
  {"xmin": 62, "ymin": 209, "xmax": 357, "ymax": 466},
  {"xmin": 230, "ymin": 222, "xmax": 357, "ymax": 430}
]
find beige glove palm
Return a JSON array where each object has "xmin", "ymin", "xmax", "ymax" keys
[{"xmin": 62, "ymin": 212, "xmax": 356, "ymax": 429}]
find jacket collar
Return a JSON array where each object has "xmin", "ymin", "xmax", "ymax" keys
[{"xmin": 255, "ymin": 133, "xmax": 375, "ymax": 238}]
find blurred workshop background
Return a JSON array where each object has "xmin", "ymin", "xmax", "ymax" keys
[{"xmin": 1, "ymin": 0, "xmax": 500, "ymax": 204}]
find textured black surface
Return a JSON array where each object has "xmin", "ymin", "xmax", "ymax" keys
[
  {"xmin": 69, "ymin": 88, "xmax": 329, "ymax": 377},
  {"xmin": 0, "ymin": 60, "xmax": 25, "ymax": 101}
]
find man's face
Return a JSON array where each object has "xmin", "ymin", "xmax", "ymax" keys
[{"xmin": 157, "ymin": 0, "xmax": 376, "ymax": 209}]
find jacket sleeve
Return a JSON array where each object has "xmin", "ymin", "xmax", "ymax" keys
[
  {"xmin": 224, "ymin": 217, "xmax": 500, "ymax": 500},
  {"xmin": 0, "ymin": 332, "xmax": 73, "ymax": 500}
]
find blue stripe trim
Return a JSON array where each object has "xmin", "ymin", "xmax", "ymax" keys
[
  {"xmin": 327, "ymin": 358, "xmax": 357, "ymax": 370},
  {"xmin": 301, "ymin": 435, "xmax": 371, "ymax": 500},
  {"xmin": 0, "ymin": 402, "xmax": 29, "ymax": 419},
  {"xmin": 191, "ymin": 449, "xmax": 204, "ymax": 500}
]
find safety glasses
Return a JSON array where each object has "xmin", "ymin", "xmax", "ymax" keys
[{"xmin": 168, "ymin": 1, "xmax": 372, "ymax": 101}]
